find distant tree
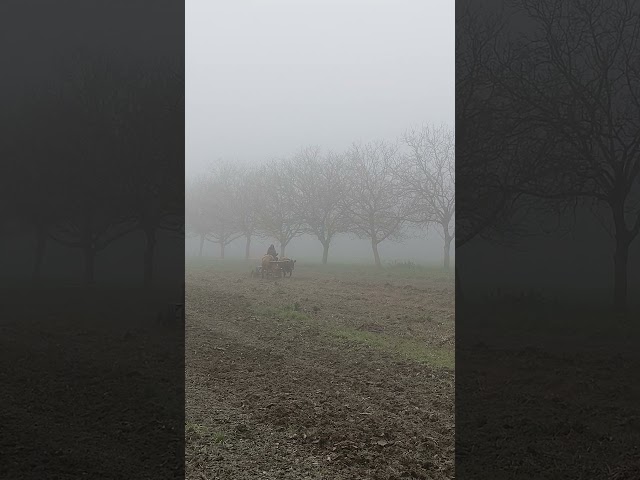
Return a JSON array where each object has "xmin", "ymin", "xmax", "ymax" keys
[
  {"xmin": 230, "ymin": 165, "xmax": 261, "ymax": 260},
  {"xmin": 255, "ymin": 161, "xmax": 305, "ymax": 257},
  {"xmin": 290, "ymin": 146, "xmax": 351, "ymax": 264},
  {"xmin": 204, "ymin": 164, "xmax": 243, "ymax": 259},
  {"xmin": 186, "ymin": 176, "xmax": 213, "ymax": 257},
  {"xmin": 343, "ymin": 141, "xmax": 412, "ymax": 267},
  {"xmin": 400, "ymin": 124, "xmax": 455, "ymax": 269}
]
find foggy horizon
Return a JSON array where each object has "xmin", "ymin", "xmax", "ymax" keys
[{"xmin": 186, "ymin": 0, "xmax": 454, "ymax": 178}]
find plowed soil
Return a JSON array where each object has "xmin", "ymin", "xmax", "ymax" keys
[{"xmin": 186, "ymin": 261, "xmax": 454, "ymax": 480}]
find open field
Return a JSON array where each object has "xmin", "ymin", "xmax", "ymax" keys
[{"xmin": 186, "ymin": 257, "xmax": 455, "ymax": 480}]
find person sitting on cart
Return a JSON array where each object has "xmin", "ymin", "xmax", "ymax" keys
[{"xmin": 267, "ymin": 244, "xmax": 278, "ymax": 260}]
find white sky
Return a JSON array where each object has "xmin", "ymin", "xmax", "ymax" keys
[{"xmin": 186, "ymin": 0, "xmax": 454, "ymax": 177}]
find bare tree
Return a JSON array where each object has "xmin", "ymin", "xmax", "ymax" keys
[
  {"xmin": 290, "ymin": 146, "xmax": 351, "ymax": 264},
  {"xmin": 456, "ymin": 4, "xmax": 525, "ymax": 250},
  {"xmin": 231, "ymin": 166, "xmax": 261, "ymax": 260},
  {"xmin": 401, "ymin": 124, "xmax": 455, "ymax": 269},
  {"xmin": 499, "ymin": 0, "xmax": 640, "ymax": 313},
  {"xmin": 205, "ymin": 164, "xmax": 243, "ymax": 258},
  {"xmin": 186, "ymin": 176, "xmax": 213, "ymax": 257},
  {"xmin": 123, "ymin": 66, "xmax": 184, "ymax": 285},
  {"xmin": 255, "ymin": 161, "xmax": 305, "ymax": 257},
  {"xmin": 455, "ymin": 4, "xmax": 536, "ymax": 300},
  {"xmin": 343, "ymin": 141, "xmax": 412, "ymax": 267},
  {"xmin": 47, "ymin": 55, "xmax": 137, "ymax": 284}
]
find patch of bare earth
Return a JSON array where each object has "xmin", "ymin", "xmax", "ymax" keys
[
  {"xmin": 186, "ymin": 266, "xmax": 454, "ymax": 480},
  {"xmin": 0, "ymin": 288, "xmax": 184, "ymax": 479},
  {"xmin": 457, "ymin": 332, "xmax": 640, "ymax": 479}
]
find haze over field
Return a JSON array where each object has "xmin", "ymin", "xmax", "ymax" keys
[{"xmin": 186, "ymin": 0, "xmax": 455, "ymax": 266}]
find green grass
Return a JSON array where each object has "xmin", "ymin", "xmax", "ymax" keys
[
  {"xmin": 300, "ymin": 260, "xmax": 452, "ymax": 279},
  {"xmin": 249, "ymin": 295, "xmax": 455, "ymax": 368},
  {"xmin": 185, "ymin": 256, "xmax": 255, "ymax": 273},
  {"xmin": 250, "ymin": 303, "xmax": 453, "ymax": 368},
  {"xmin": 254, "ymin": 303, "xmax": 311, "ymax": 322},
  {"xmin": 333, "ymin": 327, "xmax": 454, "ymax": 369},
  {"xmin": 185, "ymin": 422, "xmax": 225, "ymax": 444}
]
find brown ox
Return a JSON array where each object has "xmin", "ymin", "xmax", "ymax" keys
[
  {"xmin": 261, "ymin": 254, "xmax": 280, "ymax": 278},
  {"xmin": 279, "ymin": 257, "xmax": 296, "ymax": 277}
]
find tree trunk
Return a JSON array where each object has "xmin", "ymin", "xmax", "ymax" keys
[
  {"xmin": 32, "ymin": 221, "xmax": 47, "ymax": 282},
  {"xmin": 372, "ymin": 239, "xmax": 381, "ymax": 268},
  {"xmin": 280, "ymin": 242, "xmax": 286, "ymax": 258},
  {"xmin": 143, "ymin": 226, "xmax": 156, "ymax": 287},
  {"xmin": 220, "ymin": 242, "xmax": 225, "ymax": 259},
  {"xmin": 245, "ymin": 234, "xmax": 251, "ymax": 260},
  {"xmin": 83, "ymin": 244, "xmax": 95, "ymax": 285},
  {"xmin": 322, "ymin": 241, "xmax": 330, "ymax": 264},
  {"xmin": 443, "ymin": 233, "xmax": 452, "ymax": 270},
  {"xmin": 198, "ymin": 234, "xmax": 205, "ymax": 257},
  {"xmin": 613, "ymin": 235, "xmax": 630, "ymax": 314}
]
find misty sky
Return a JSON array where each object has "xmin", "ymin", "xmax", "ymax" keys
[{"xmin": 186, "ymin": 0, "xmax": 454, "ymax": 177}]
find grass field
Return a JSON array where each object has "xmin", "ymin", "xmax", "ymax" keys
[{"xmin": 185, "ymin": 257, "xmax": 455, "ymax": 479}]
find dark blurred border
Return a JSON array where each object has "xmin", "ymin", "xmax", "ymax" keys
[
  {"xmin": 0, "ymin": 1, "xmax": 185, "ymax": 478},
  {"xmin": 456, "ymin": 0, "xmax": 640, "ymax": 478}
]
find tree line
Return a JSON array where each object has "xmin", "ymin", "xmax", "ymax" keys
[
  {"xmin": 2, "ymin": 53, "xmax": 184, "ymax": 286},
  {"xmin": 186, "ymin": 125, "xmax": 455, "ymax": 269}
]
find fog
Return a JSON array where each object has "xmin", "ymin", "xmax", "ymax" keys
[
  {"xmin": 186, "ymin": 0, "xmax": 455, "ymax": 265},
  {"xmin": 185, "ymin": 228, "xmax": 445, "ymax": 266}
]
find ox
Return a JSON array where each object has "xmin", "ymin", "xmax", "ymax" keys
[{"xmin": 279, "ymin": 258, "xmax": 296, "ymax": 277}]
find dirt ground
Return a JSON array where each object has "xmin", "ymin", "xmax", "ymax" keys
[
  {"xmin": 456, "ymin": 343, "xmax": 640, "ymax": 479},
  {"xmin": 185, "ymin": 260, "xmax": 455, "ymax": 480},
  {"xmin": 456, "ymin": 303, "xmax": 640, "ymax": 479},
  {"xmin": 0, "ymin": 287, "xmax": 184, "ymax": 479}
]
